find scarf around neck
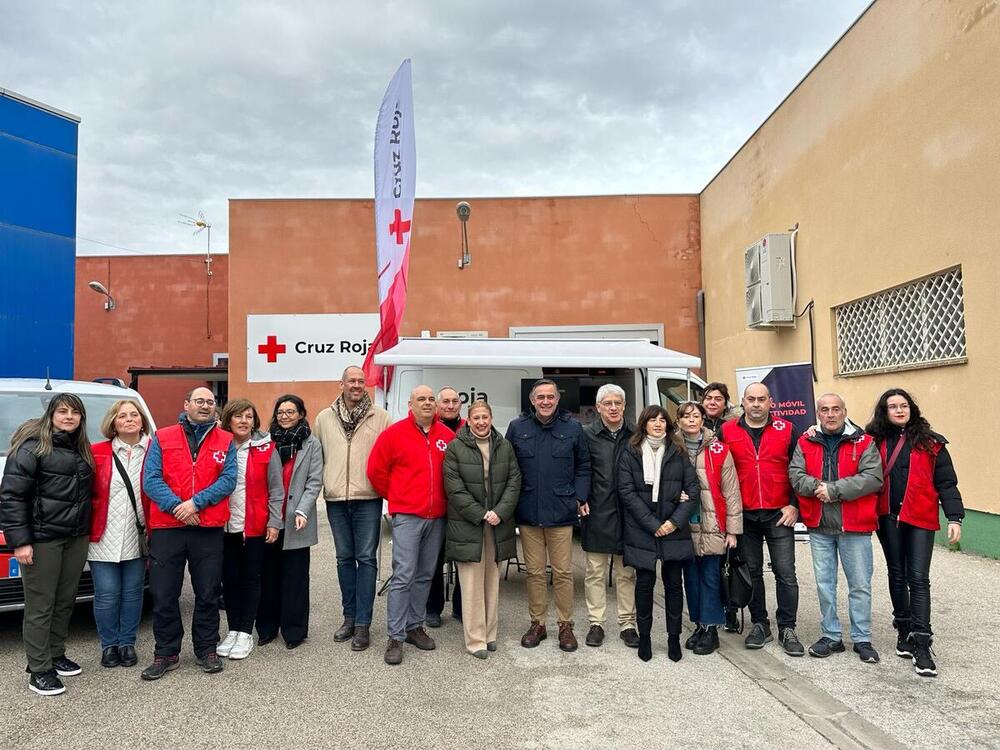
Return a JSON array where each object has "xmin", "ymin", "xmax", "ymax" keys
[
  {"xmin": 272, "ymin": 421, "xmax": 311, "ymax": 464},
  {"xmin": 334, "ymin": 392, "xmax": 372, "ymax": 441},
  {"xmin": 642, "ymin": 436, "xmax": 666, "ymax": 505}
]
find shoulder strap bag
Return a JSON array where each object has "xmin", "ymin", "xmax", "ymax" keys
[{"xmin": 112, "ymin": 451, "xmax": 150, "ymax": 558}]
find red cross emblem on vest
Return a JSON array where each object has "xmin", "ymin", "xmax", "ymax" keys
[
  {"xmin": 435, "ymin": 439, "xmax": 448, "ymax": 452},
  {"xmin": 255, "ymin": 445, "xmax": 270, "ymax": 453},
  {"xmin": 709, "ymin": 442, "xmax": 725, "ymax": 454},
  {"xmin": 212, "ymin": 450, "xmax": 226, "ymax": 464},
  {"xmin": 773, "ymin": 420, "xmax": 787, "ymax": 431}
]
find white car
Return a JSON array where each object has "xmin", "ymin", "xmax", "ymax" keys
[{"xmin": 0, "ymin": 378, "xmax": 157, "ymax": 612}]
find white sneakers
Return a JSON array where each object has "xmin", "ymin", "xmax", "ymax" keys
[
  {"xmin": 228, "ymin": 632, "xmax": 255, "ymax": 660},
  {"xmin": 217, "ymin": 630, "xmax": 239, "ymax": 657}
]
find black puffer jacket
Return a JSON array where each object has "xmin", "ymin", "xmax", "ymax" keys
[
  {"xmin": 617, "ymin": 440, "xmax": 700, "ymax": 570},
  {"xmin": 0, "ymin": 433, "xmax": 94, "ymax": 547}
]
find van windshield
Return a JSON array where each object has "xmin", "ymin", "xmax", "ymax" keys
[{"xmin": 0, "ymin": 393, "xmax": 130, "ymax": 456}]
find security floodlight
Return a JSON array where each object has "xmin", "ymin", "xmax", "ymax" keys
[
  {"xmin": 456, "ymin": 201, "xmax": 472, "ymax": 269},
  {"xmin": 87, "ymin": 280, "xmax": 116, "ymax": 311}
]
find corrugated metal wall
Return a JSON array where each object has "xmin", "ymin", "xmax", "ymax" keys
[{"xmin": 0, "ymin": 92, "xmax": 79, "ymax": 378}]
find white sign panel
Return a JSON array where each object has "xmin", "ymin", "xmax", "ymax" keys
[{"xmin": 247, "ymin": 314, "xmax": 381, "ymax": 383}]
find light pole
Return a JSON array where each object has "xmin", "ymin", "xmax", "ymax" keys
[{"xmin": 87, "ymin": 280, "xmax": 116, "ymax": 311}]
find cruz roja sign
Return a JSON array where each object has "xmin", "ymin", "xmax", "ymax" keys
[{"xmin": 247, "ymin": 314, "xmax": 381, "ymax": 383}]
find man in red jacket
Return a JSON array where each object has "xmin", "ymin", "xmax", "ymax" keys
[
  {"xmin": 721, "ymin": 382, "xmax": 804, "ymax": 656},
  {"xmin": 367, "ymin": 385, "xmax": 454, "ymax": 665},
  {"xmin": 789, "ymin": 393, "xmax": 883, "ymax": 664},
  {"xmin": 140, "ymin": 387, "xmax": 237, "ymax": 680}
]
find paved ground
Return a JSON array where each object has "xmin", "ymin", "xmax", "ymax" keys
[{"xmin": 2, "ymin": 508, "xmax": 999, "ymax": 749}]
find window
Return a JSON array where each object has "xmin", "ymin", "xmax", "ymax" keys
[
  {"xmin": 656, "ymin": 378, "xmax": 705, "ymax": 420},
  {"xmin": 835, "ymin": 267, "xmax": 967, "ymax": 377}
]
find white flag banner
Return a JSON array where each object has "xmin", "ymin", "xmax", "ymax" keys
[{"xmin": 363, "ymin": 59, "xmax": 416, "ymax": 388}]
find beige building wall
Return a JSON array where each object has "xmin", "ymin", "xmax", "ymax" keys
[{"xmin": 700, "ymin": 1, "xmax": 1000, "ymax": 513}]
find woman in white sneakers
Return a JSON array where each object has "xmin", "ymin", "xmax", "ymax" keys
[{"xmin": 218, "ymin": 398, "xmax": 282, "ymax": 660}]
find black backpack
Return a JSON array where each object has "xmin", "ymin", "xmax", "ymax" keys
[{"xmin": 721, "ymin": 546, "xmax": 754, "ymax": 612}]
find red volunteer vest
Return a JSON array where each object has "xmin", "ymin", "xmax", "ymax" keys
[
  {"xmin": 90, "ymin": 440, "xmax": 151, "ymax": 542},
  {"xmin": 149, "ymin": 424, "xmax": 233, "ymax": 529},
  {"xmin": 796, "ymin": 433, "xmax": 879, "ymax": 533},
  {"xmin": 243, "ymin": 441, "xmax": 276, "ymax": 537},
  {"xmin": 722, "ymin": 419, "xmax": 793, "ymax": 511},
  {"xmin": 702, "ymin": 441, "xmax": 731, "ymax": 535},
  {"xmin": 877, "ymin": 440, "xmax": 943, "ymax": 530}
]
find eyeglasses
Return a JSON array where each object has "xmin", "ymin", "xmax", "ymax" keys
[
  {"xmin": 599, "ymin": 400, "xmax": 624, "ymax": 408},
  {"xmin": 276, "ymin": 409, "xmax": 299, "ymax": 417},
  {"xmin": 190, "ymin": 398, "xmax": 216, "ymax": 407}
]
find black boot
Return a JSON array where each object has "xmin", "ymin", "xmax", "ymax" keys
[
  {"xmin": 910, "ymin": 632, "xmax": 937, "ymax": 677},
  {"xmin": 694, "ymin": 626, "xmax": 719, "ymax": 655},
  {"xmin": 894, "ymin": 618, "xmax": 913, "ymax": 658},
  {"xmin": 667, "ymin": 634, "xmax": 682, "ymax": 662},
  {"xmin": 637, "ymin": 615, "xmax": 653, "ymax": 662},
  {"xmin": 685, "ymin": 625, "xmax": 705, "ymax": 650}
]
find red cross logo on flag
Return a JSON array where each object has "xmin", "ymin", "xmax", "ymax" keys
[{"xmin": 388, "ymin": 208, "xmax": 411, "ymax": 245}]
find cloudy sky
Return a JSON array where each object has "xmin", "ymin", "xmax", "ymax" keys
[{"xmin": 2, "ymin": 0, "xmax": 871, "ymax": 255}]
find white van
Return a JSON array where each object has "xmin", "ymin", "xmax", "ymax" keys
[
  {"xmin": 374, "ymin": 338, "xmax": 707, "ymax": 431},
  {"xmin": 0, "ymin": 378, "xmax": 156, "ymax": 612}
]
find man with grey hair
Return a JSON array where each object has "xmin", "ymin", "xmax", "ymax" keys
[
  {"xmin": 426, "ymin": 386, "xmax": 464, "ymax": 627},
  {"xmin": 581, "ymin": 384, "xmax": 638, "ymax": 648},
  {"xmin": 789, "ymin": 393, "xmax": 883, "ymax": 664},
  {"xmin": 314, "ymin": 365, "xmax": 390, "ymax": 652}
]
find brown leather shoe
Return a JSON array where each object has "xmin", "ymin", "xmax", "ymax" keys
[
  {"xmin": 384, "ymin": 638, "xmax": 403, "ymax": 665},
  {"xmin": 351, "ymin": 625, "xmax": 370, "ymax": 652},
  {"xmin": 585, "ymin": 624, "xmax": 605, "ymax": 647},
  {"xmin": 520, "ymin": 622, "xmax": 547, "ymax": 648},
  {"xmin": 558, "ymin": 622, "xmax": 578, "ymax": 652},
  {"xmin": 334, "ymin": 618, "xmax": 356, "ymax": 642},
  {"xmin": 405, "ymin": 627, "xmax": 436, "ymax": 651}
]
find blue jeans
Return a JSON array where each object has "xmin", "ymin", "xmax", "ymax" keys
[
  {"xmin": 326, "ymin": 499, "xmax": 382, "ymax": 626},
  {"xmin": 684, "ymin": 554, "xmax": 725, "ymax": 626},
  {"xmin": 90, "ymin": 558, "xmax": 146, "ymax": 649},
  {"xmin": 809, "ymin": 531, "xmax": 873, "ymax": 643}
]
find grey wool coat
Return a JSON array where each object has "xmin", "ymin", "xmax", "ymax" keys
[
  {"xmin": 443, "ymin": 425, "xmax": 522, "ymax": 563},
  {"xmin": 267, "ymin": 434, "xmax": 324, "ymax": 550}
]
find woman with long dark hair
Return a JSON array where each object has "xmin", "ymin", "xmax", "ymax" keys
[
  {"xmin": 865, "ymin": 388, "xmax": 964, "ymax": 677},
  {"xmin": 0, "ymin": 394, "xmax": 94, "ymax": 696},
  {"xmin": 617, "ymin": 405, "xmax": 700, "ymax": 662},
  {"xmin": 89, "ymin": 399, "xmax": 153, "ymax": 670},
  {"xmin": 257, "ymin": 394, "xmax": 323, "ymax": 649}
]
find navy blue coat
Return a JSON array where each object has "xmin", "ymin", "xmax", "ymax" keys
[
  {"xmin": 617, "ymin": 440, "xmax": 700, "ymax": 571},
  {"xmin": 506, "ymin": 411, "xmax": 591, "ymax": 528}
]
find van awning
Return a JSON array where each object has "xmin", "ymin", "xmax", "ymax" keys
[{"xmin": 374, "ymin": 338, "xmax": 701, "ymax": 369}]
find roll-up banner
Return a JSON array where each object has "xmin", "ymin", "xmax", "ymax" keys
[{"xmin": 735, "ymin": 362, "xmax": 816, "ymax": 433}]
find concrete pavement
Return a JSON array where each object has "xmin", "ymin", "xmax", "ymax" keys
[{"xmin": 1, "ymin": 509, "xmax": 998, "ymax": 749}]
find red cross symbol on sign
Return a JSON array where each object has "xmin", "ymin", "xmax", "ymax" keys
[
  {"xmin": 388, "ymin": 208, "xmax": 411, "ymax": 245},
  {"xmin": 258, "ymin": 335, "xmax": 286, "ymax": 363}
]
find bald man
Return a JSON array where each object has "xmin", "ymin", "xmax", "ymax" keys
[
  {"xmin": 367, "ymin": 385, "xmax": 455, "ymax": 665},
  {"xmin": 314, "ymin": 365, "xmax": 391, "ymax": 652},
  {"xmin": 720, "ymin": 382, "xmax": 804, "ymax": 656}
]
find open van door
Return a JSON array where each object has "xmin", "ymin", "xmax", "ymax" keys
[{"xmin": 646, "ymin": 369, "xmax": 707, "ymax": 419}]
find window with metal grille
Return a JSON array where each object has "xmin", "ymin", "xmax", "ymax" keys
[{"xmin": 835, "ymin": 267, "xmax": 967, "ymax": 376}]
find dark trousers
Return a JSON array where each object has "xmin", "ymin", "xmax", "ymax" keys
[
  {"xmin": 876, "ymin": 516, "xmax": 936, "ymax": 634},
  {"xmin": 635, "ymin": 561, "xmax": 685, "ymax": 637},
  {"xmin": 257, "ymin": 533, "xmax": 310, "ymax": 644},
  {"xmin": 683, "ymin": 553, "xmax": 725, "ymax": 626},
  {"xmin": 427, "ymin": 534, "xmax": 462, "ymax": 619},
  {"xmin": 740, "ymin": 509, "xmax": 799, "ymax": 630},
  {"xmin": 222, "ymin": 533, "xmax": 266, "ymax": 634},
  {"xmin": 149, "ymin": 526, "xmax": 224, "ymax": 659},
  {"xmin": 21, "ymin": 535, "xmax": 89, "ymax": 673}
]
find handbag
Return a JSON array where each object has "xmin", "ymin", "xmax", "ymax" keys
[
  {"xmin": 112, "ymin": 452, "xmax": 150, "ymax": 558},
  {"xmin": 721, "ymin": 546, "xmax": 753, "ymax": 612}
]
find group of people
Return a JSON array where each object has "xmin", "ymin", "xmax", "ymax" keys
[{"xmin": 0, "ymin": 368, "xmax": 964, "ymax": 697}]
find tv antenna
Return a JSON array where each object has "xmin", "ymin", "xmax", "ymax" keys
[{"xmin": 179, "ymin": 211, "xmax": 213, "ymax": 277}]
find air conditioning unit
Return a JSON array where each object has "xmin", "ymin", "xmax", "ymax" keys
[{"xmin": 744, "ymin": 233, "xmax": 794, "ymax": 328}]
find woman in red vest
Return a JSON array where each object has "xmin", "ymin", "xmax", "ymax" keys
[
  {"xmin": 89, "ymin": 399, "xmax": 152, "ymax": 671},
  {"xmin": 865, "ymin": 388, "xmax": 964, "ymax": 678},
  {"xmin": 675, "ymin": 402, "xmax": 742, "ymax": 656},
  {"xmin": 217, "ymin": 399, "xmax": 281, "ymax": 661}
]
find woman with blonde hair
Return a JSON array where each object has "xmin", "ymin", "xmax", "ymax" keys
[
  {"xmin": 89, "ymin": 399, "xmax": 153, "ymax": 670},
  {"xmin": 443, "ymin": 399, "xmax": 522, "ymax": 658},
  {"xmin": 1, "ymin": 394, "xmax": 94, "ymax": 696}
]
